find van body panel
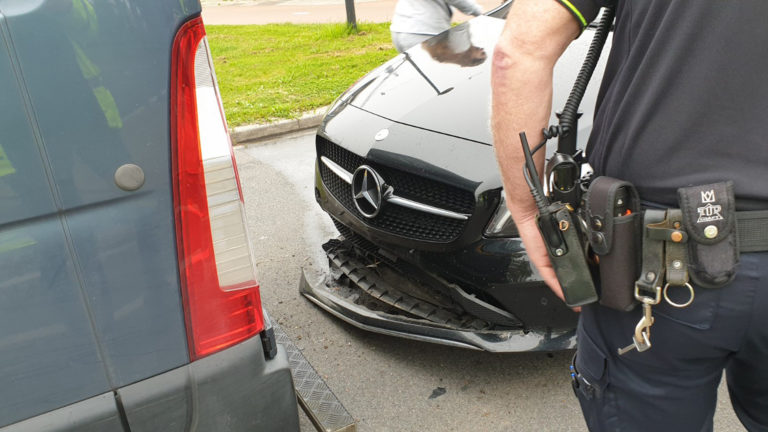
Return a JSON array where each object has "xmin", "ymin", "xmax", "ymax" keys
[
  {"xmin": 0, "ymin": 393, "xmax": 123, "ymax": 432},
  {"xmin": 0, "ymin": 13, "xmax": 56, "ymax": 225},
  {"xmin": 0, "ymin": 222, "xmax": 114, "ymax": 427},
  {"xmin": 0, "ymin": 10, "xmax": 113, "ymax": 428},
  {"xmin": 1, "ymin": 1, "xmax": 301, "ymax": 430},
  {"xmin": 0, "ymin": 0, "xmax": 199, "ymax": 425}
]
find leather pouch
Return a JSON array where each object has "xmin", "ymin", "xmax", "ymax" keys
[
  {"xmin": 677, "ymin": 181, "xmax": 739, "ymax": 288},
  {"xmin": 585, "ymin": 177, "xmax": 642, "ymax": 311}
]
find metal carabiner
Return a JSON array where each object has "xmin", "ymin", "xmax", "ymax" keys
[
  {"xmin": 634, "ymin": 283, "xmax": 662, "ymax": 306},
  {"xmin": 634, "ymin": 301, "xmax": 655, "ymax": 347},
  {"xmin": 618, "ymin": 301, "xmax": 655, "ymax": 355}
]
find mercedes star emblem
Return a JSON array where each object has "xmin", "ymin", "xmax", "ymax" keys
[
  {"xmin": 374, "ymin": 129, "xmax": 389, "ymax": 141},
  {"xmin": 352, "ymin": 165, "xmax": 385, "ymax": 218}
]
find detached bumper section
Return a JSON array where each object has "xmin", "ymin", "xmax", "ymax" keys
[{"xmin": 300, "ymin": 240, "xmax": 576, "ymax": 353}]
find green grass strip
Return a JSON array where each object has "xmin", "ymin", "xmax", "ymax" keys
[{"xmin": 207, "ymin": 23, "xmax": 397, "ymax": 127}]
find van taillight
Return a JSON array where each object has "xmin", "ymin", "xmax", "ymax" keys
[{"xmin": 170, "ymin": 17, "xmax": 264, "ymax": 361}]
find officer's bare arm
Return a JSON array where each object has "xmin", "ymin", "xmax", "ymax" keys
[{"xmin": 491, "ymin": 0, "xmax": 580, "ymax": 301}]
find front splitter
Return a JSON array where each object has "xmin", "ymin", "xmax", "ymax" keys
[{"xmin": 299, "ymin": 267, "xmax": 576, "ymax": 352}]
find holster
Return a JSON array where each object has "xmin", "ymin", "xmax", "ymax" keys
[
  {"xmin": 584, "ymin": 177, "xmax": 642, "ymax": 311},
  {"xmin": 538, "ymin": 202, "xmax": 599, "ymax": 307}
]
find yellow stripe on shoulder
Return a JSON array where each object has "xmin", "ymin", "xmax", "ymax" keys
[{"xmin": 558, "ymin": 0, "xmax": 588, "ymax": 29}]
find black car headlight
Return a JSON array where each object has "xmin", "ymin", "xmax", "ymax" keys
[{"xmin": 484, "ymin": 192, "xmax": 518, "ymax": 237}]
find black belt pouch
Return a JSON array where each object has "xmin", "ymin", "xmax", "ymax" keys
[
  {"xmin": 677, "ymin": 181, "xmax": 739, "ymax": 288},
  {"xmin": 585, "ymin": 177, "xmax": 642, "ymax": 311}
]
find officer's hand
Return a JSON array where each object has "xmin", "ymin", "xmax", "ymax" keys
[{"xmin": 515, "ymin": 213, "xmax": 580, "ymax": 311}]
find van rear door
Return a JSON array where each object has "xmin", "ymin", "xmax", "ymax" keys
[
  {"xmin": 0, "ymin": 9, "xmax": 116, "ymax": 428},
  {"xmin": 0, "ymin": 0, "xmax": 196, "ymax": 427}
]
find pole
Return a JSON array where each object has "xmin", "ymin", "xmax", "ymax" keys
[{"xmin": 344, "ymin": 0, "xmax": 357, "ymax": 30}]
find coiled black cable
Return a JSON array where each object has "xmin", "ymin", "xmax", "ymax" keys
[
  {"xmin": 557, "ymin": 7, "xmax": 615, "ymax": 155},
  {"xmin": 542, "ymin": 125, "xmax": 562, "ymax": 140},
  {"xmin": 530, "ymin": 125, "xmax": 564, "ymax": 156}
]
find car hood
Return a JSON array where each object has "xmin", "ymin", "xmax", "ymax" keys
[{"xmin": 338, "ymin": 16, "xmax": 610, "ymax": 147}]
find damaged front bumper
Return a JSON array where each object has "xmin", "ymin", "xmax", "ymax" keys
[{"xmin": 299, "ymin": 241, "xmax": 576, "ymax": 352}]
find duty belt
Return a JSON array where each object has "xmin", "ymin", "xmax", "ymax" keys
[
  {"xmin": 581, "ymin": 179, "xmax": 768, "ymax": 355},
  {"xmin": 617, "ymin": 208, "xmax": 768, "ymax": 356},
  {"xmin": 735, "ymin": 210, "xmax": 768, "ymax": 252}
]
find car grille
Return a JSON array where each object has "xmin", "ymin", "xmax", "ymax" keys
[{"xmin": 317, "ymin": 137, "xmax": 475, "ymax": 242}]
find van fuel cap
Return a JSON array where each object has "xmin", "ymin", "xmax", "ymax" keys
[{"xmin": 114, "ymin": 164, "xmax": 145, "ymax": 191}]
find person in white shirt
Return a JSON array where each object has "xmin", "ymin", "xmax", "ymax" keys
[{"xmin": 390, "ymin": 0, "xmax": 484, "ymax": 53}]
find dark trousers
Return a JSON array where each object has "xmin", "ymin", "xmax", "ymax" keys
[{"xmin": 572, "ymin": 252, "xmax": 768, "ymax": 431}]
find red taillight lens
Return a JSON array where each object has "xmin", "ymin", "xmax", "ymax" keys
[{"xmin": 171, "ymin": 17, "xmax": 264, "ymax": 361}]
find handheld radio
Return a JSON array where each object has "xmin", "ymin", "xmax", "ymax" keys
[
  {"xmin": 518, "ymin": 7, "xmax": 615, "ymax": 307},
  {"xmin": 520, "ymin": 133, "xmax": 597, "ymax": 307}
]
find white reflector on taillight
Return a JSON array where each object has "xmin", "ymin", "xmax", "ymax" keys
[{"xmin": 194, "ymin": 39, "xmax": 258, "ymax": 290}]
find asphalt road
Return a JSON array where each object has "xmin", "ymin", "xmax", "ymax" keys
[{"xmin": 234, "ymin": 130, "xmax": 744, "ymax": 432}]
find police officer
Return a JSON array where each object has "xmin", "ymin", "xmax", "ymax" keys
[{"xmin": 491, "ymin": 0, "xmax": 768, "ymax": 430}]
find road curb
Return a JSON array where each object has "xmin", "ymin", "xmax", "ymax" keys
[{"xmin": 230, "ymin": 106, "xmax": 328, "ymax": 145}]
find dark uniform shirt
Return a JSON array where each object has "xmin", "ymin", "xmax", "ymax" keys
[{"xmin": 556, "ymin": 0, "xmax": 768, "ymax": 210}]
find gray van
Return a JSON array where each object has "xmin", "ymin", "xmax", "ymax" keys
[{"xmin": 0, "ymin": 1, "xmax": 300, "ymax": 430}]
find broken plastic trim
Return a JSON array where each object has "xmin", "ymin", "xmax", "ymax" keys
[{"xmin": 299, "ymin": 267, "xmax": 576, "ymax": 353}]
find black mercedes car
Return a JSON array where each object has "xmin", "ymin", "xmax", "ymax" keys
[{"xmin": 302, "ymin": 3, "xmax": 611, "ymax": 352}]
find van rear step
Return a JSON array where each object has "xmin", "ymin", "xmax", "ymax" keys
[{"xmin": 273, "ymin": 323, "xmax": 356, "ymax": 432}]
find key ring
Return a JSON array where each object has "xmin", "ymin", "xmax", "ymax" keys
[{"xmin": 663, "ymin": 282, "xmax": 694, "ymax": 308}]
